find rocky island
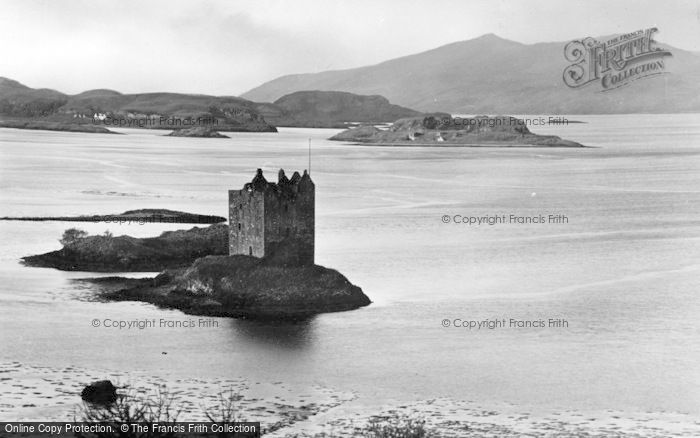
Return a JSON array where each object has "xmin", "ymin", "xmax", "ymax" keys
[
  {"xmin": 23, "ymin": 169, "xmax": 371, "ymax": 318},
  {"xmin": 22, "ymin": 224, "xmax": 229, "ymax": 272},
  {"xmin": 329, "ymin": 115, "xmax": 586, "ymax": 147},
  {"xmin": 85, "ymin": 255, "xmax": 370, "ymax": 318},
  {"xmin": 3, "ymin": 208, "xmax": 226, "ymax": 224},
  {"xmin": 25, "ymin": 225, "xmax": 370, "ymax": 317},
  {"xmin": 166, "ymin": 126, "xmax": 229, "ymax": 138}
]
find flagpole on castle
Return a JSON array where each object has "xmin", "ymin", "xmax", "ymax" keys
[{"xmin": 308, "ymin": 138, "xmax": 311, "ymax": 175}]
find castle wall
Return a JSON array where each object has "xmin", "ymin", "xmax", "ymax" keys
[
  {"xmin": 229, "ymin": 189, "xmax": 265, "ymax": 257},
  {"xmin": 228, "ymin": 169, "xmax": 314, "ymax": 265},
  {"xmin": 263, "ymin": 185, "xmax": 314, "ymax": 265}
]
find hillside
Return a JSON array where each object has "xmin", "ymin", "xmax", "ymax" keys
[
  {"xmin": 0, "ymin": 78, "xmax": 424, "ymax": 131},
  {"xmin": 254, "ymin": 90, "xmax": 421, "ymax": 128},
  {"xmin": 0, "ymin": 78, "xmax": 276, "ymax": 132},
  {"xmin": 0, "ymin": 77, "xmax": 68, "ymax": 117},
  {"xmin": 241, "ymin": 34, "xmax": 700, "ymax": 114}
]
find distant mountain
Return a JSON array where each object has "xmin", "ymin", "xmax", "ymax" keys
[
  {"xmin": 253, "ymin": 90, "xmax": 421, "ymax": 128},
  {"xmin": 0, "ymin": 78, "xmax": 276, "ymax": 132},
  {"xmin": 241, "ymin": 34, "xmax": 700, "ymax": 114}
]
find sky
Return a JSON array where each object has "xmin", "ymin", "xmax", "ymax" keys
[{"xmin": 1, "ymin": 0, "xmax": 699, "ymax": 96}]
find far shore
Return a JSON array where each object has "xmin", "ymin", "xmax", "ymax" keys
[
  {"xmin": 343, "ymin": 142, "xmax": 593, "ymax": 148},
  {"xmin": 0, "ymin": 119, "xmax": 118, "ymax": 134},
  {"xmin": 1, "ymin": 209, "xmax": 226, "ymax": 224}
]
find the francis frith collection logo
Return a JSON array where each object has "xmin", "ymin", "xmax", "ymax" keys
[{"xmin": 563, "ymin": 28, "xmax": 672, "ymax": 91}]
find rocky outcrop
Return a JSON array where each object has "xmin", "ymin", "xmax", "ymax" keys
[
  {"xmin": 329, "ymin": 115, "xmax": 585, "ymax": 147},
  {"xmin": 166, "ymin": 127, "xmax": 229, "ymax": 138},
  {"xmin": 22, "ymin": 224, "xmax": 228, "ymax": 272},
  {"xmin": 88, "ymin": 255, "xmax": 371, "ymax": 319},
  {"xmin": 328, "ymin": 125, "xmax": 383, "ymax": 141}
]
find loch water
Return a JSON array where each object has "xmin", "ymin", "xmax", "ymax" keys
[{"xmin": 0, "ymin": 114, "xmax": 699, "ymax": 429}]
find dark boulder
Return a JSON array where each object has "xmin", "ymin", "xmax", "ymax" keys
[{"xmin": 81, "ymin": 380, "xmax": 117, "ymax": 404}]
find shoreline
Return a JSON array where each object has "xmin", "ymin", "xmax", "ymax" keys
[
  {"xmin": 2, "ymin": 360, "xmax": 697, "ymax": 437},
  {"xmin": 1, "ymin": 216, "xmax": 226, "ymax": 224},
  {"xmin": 0, "ymin": 120, "xmax": 119, "ymax": 134}
]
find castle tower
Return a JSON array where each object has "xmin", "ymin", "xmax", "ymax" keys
[{"xmin": 228, "ymin": 168, "xmax": 314, "ymax": 265}]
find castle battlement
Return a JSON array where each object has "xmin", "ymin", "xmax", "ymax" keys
[
  {"xmin": 243, "ymin": 168, "xmax": 314, "ymax": 198},
  {"xmin": 229, "ymin": 169, "xmax": 314, "ymax": 265}
]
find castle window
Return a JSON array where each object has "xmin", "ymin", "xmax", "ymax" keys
[
  {"xmin": 249, "ymin": 246, "xmax": 252, "ymax": 256},
  {"xmin": 285, "ymin": 204, "xmax": 288, "ymax": 212},
  {"xmin": 238, "ymin": 223, "xmax": 241, "ymax": 230},
  {"xmin": 286, "ymin": 227, "xmax": 290, "ymax": 236}
]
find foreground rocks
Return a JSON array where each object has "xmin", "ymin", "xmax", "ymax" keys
[
  {"xmin": 86, "ymin": 255, "xmax": 371, "ymax": 319},
  {"xmin": 329, "ymin": 115, "xmax": 586, "ymax": 147},
  {"xmin": 80, "ymin": 380, "xmax": 117, "ymax": 404}
]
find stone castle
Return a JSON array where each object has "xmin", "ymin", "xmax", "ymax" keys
[{"xmin": 229, "ymin": 168, "xmax": 314, "ymax": 265}]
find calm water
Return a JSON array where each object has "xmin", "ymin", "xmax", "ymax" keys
[{"xmin": 1, "ymin": 115, "xmax": 699, "ymax": 423}]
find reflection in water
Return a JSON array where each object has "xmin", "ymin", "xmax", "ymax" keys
[{"xmin": 227, "ymin": 317, "xmax": 317, "ymax": 350}]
